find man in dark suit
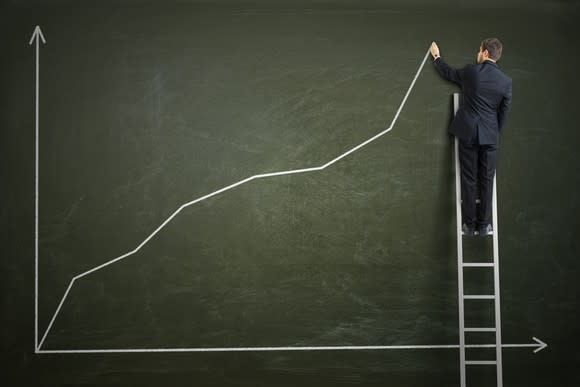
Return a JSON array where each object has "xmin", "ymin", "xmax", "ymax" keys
[{"xmin": 430, "ymin": 38, "xmax": 512, "ymax": 236}]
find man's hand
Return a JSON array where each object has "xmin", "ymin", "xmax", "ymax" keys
[{"xmin": 430, "ymin": 41, "xmax": 440, "ymax": 59}]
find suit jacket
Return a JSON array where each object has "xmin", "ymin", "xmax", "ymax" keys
[{"xmin": 434, "ymin": 57, "xmax": 512, "ymax": 145}]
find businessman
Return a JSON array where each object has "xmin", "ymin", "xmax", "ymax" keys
[{"xmin": 430, "ymin": 38, "xmax": 512, "ymax": 236}]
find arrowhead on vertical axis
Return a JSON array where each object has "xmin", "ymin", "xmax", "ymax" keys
[{"xmin": 29, "ymin": 26, "xmax": 46, "ymax": 45}]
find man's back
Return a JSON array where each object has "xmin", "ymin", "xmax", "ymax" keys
[{"xmin": 434, "ymin": 57, "xmax": 512, "ymax": 145}]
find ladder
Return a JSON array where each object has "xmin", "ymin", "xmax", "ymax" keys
[{"xmin": 453, "ymin": 93, "xmax": 503, "ymax": 387}]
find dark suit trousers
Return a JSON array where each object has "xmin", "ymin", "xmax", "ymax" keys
[{"xmin": 458, "ymin": 141, "xmax": 498, "ymax": 228}]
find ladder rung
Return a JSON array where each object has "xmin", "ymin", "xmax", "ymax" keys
[
  {"xmin": 460, "ymin": 230, "xmax": 494, "ymax": 236},
  {"xmin": 462, "ymin": 262, "xmax": 494, "ymax": 267},
  {"xmin": 463, "ymin": 295, "xmax": 496, "ymax": 300},
  {"xmin": 466, "ymin": 360, "xmax": 497, "ymax": 366},
  {"xmin": 465, "ymin": 327, "xmax": 496, "ymax": 332}
]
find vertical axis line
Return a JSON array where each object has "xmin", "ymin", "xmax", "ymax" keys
[
  {"xmin": 34, "ymin": 36, "xmax": 40, "ymax": 352},
  {"xmin": 30, "ymin": 26, "xmax": 45, "ymax": 352}
]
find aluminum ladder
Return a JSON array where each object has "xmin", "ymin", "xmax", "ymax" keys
[{"xmin": 453, "ymin": 93, "xmax": 503, "ymax": 387}]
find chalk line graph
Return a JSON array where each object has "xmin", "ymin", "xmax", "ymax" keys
[{"xmin": 31, "ymin": 26, "xmax": 547, "ymax": 356}]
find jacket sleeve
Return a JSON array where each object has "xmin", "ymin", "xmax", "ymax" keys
[
  {"xmin": 433, "ymin": 57, "xmax": 465, "ymax": 86},
  {"xmin": 498, "ymin": 80, "xmax": 512, "ymax": 131}
]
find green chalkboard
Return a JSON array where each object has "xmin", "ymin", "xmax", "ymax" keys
[{"xmin": 1, "ymin": 1, "xmax": 579, "ymax": 386}]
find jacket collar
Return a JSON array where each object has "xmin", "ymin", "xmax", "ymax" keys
[{"xmin": 482, "ymin": 59, "xmax": 499, "ymax": 67}]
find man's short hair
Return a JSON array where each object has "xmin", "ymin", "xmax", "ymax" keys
[{"xmin": 481, "ymin": 38, "xmax": 503, "ymax": 61}]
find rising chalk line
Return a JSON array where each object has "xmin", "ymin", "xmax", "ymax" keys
[{"xmin": 37, "ymin": 48, "xmax": 431, "ymax": 352}]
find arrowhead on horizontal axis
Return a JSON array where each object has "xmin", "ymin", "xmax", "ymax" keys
[
  {"xmin": 29, "ymin": 26, "xmax": 46, "ymax": 45},
  {"xmin": 532, "ymin": 337, "xmax": 548, "ymax": 353}
]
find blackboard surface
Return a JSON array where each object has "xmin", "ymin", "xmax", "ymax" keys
[{"xmin": 1, "ymin": 1, "xmax": 579, "ymax": 386}]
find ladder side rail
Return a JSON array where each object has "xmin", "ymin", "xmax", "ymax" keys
[
  {"xmin": 492, "ymin": 174, "xmax": 504, "ymax": 387},
  {"xmin": 453, "ymin": 93, "xmax": 467, "ymax": 387}
]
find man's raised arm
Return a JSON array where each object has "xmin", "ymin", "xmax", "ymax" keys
[{"xmin": 430, "ymin": 41, "xmax": 465, "ymax": 86}]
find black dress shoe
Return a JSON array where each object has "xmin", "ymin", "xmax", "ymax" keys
[
  {"xmin": 462, "ymin": 223, "xmax": 476, "ymax": 236},
  {"xmin": 478, "ymin": 224, "xmax": 493, "ymax": 237}
]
